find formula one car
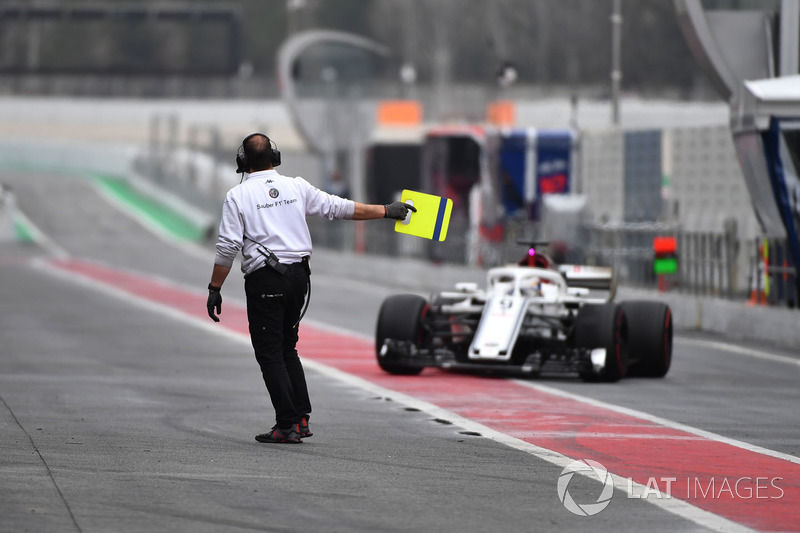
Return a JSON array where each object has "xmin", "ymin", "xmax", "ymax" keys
[{"xmin": 375, "ymin": 243, "xmax": 672, "ymax": 382}]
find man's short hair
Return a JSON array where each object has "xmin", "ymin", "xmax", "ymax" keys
[{"xmin": 243, "ymin": 133, "xmax": 272, "ymax": 171}]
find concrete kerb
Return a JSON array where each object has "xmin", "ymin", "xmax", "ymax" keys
[{"xmin": 617, "ymin": 286, "xmax": 800, "ymax": 349}]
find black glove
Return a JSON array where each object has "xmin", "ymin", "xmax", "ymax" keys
[
  {"xmin": 207, "ymin": 284, "xmax": 222, "ymax": 322},
  {"xmin": 384, "ymin": 201, "xmax": 417, "ymax": 220}
]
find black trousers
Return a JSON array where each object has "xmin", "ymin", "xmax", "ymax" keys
[{"xmin": 244, "ymin": 260, "xmax": 311, "ymax": 428}]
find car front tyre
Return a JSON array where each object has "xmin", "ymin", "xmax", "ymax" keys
[
  {"xmin": 573, "ymin": 302, "xmax": 629, "ymax": 382},
  {"xmin": 375, "ymin": 294, "xmax": 429, "ymax": 375}
]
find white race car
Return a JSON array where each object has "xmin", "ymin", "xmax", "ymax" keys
[{"xmin": 376, "ymin": 243, "xmax": 672, "ymax": 382}]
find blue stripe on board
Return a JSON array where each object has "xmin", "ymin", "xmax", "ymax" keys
[{"xmin": 432, "ymin": 198, "xmax": 447, "ymax": 241}]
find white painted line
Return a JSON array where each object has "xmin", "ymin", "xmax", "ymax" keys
[
  {"xmin": 30, "ymin": 257, "xmax": 756, "ymax": 533},
  {"xmin": 302, "ymin": 359, "xmax": 753, "ymax": 533},
  {"xmin": 29, "ymin": 258, "xmax": 249, "ymax": 349},
  {"xmin": 88, "ymin": 179, "xmax": 213, "ymax": 263},
  {"xmin": 298, "ymin": 319, "xmax": 800, "ymax": 466},
  {"xmin": 12, "ymin": 209, "xmax": 69, "ymax": 260},
  {"xmin": 513, "ymin": 380, "xmax": 800, "ymax": 467},
  {"xmin": 676, "ymin": 337, "xmax": 800, "ymax": 367},
  {"xmin": 503, "ymin": 432, "xmax": 708, "ymax": 440}
]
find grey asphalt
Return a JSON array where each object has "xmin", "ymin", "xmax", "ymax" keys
[{"xmin": 1, "ymin": 170, "xmax": 798, "ymax": 532}]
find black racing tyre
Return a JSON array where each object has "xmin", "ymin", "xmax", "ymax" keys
[
  {"xmin": 620, "ymin": 301, "xmax": 673, "ymax": 378},
  {"xmin": 375, "ymin": 294, "xmax": 428, "ymax": 375},
  {"xmin": 572, "ymin": 302, "xmax": 629, "ymax": 382}
]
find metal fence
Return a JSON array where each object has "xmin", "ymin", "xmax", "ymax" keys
[
  {"xmin": 582, "ymin": 221, "xmax": 746, "ymax": 299},
  {"xmin": 585, "ymin": 223, "xmax": 748, "ymax": 299},
  {"xmin": 307, "ymin": 216, "xmax": 799, "ymax": 310},
  {"xmin": 747, "ymin": 237, "xmax": 799, "ymax": 309}
]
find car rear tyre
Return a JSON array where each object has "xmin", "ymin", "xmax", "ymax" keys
[
  {"xmin": 375, "ymin": 294, "xmax": 428, "ymax": 375},
  {"xmin": 573, "ymin": 302, "xmax": 629, "ymax": 382},
  {"xmin": 620, "ymin": 301, "xmax": 672, "ymax": 378}
]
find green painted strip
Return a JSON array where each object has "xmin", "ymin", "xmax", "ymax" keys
[
  {"xmin": 13, "ymin": 217, "xmax": 37, "ymax": 243},
  {"xmin": 90, "ymin": 175, "xmax": 206, "ymax": 242}
]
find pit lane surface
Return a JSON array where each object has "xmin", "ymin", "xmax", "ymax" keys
[{"xmin": 1, "ymin": 171, "xmax": 799, "ymax": 532}]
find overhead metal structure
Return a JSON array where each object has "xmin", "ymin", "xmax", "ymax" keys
[
  {"xmin": 0, "ymin": 2, "xmax": 242, "ymax": 75},
  {"xmin": 277, "ymin": 30, "xmax": 390, "ymax": 155},
  {"xmin": 675, "ymin": 0, "xmax": 800, "ymax": 302},
  {"xmin": 277, "ymin": 30, "xmax": 391, "ymax": 202}
]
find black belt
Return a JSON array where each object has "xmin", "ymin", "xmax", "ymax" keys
[{"xmin": 248, "ymin": 256, "xmax": 310, "ymax": 277}]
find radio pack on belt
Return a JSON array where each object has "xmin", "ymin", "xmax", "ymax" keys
[
  {"xmin": 259, "ymin": 245, "xmax": 288, "ymax": 275},
  {"xmin": 244, "ymin": 235, "xmax": 288, "ymax": 275}
]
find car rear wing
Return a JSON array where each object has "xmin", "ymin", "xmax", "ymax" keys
[{"xmin": 558, "ymin": 264, "xmax": 617, "ymax": 300}]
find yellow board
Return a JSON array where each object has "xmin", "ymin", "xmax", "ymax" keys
[{"xmin": 394, "ymin": 189, "xmax": 453, "ymax": 241}]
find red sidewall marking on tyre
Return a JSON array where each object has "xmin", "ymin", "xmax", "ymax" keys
[
  {"xmin": 664, "ymin": 308, "xmax": 672, "ymax": 367},
  {"xmin": 47, "ymin": 258, "xmax": 800, "ymax": 532}
]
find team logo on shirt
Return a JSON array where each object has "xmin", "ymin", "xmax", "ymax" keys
[{"xmin": 269, "ymin": 188, "xmax": 279, "ymax": 198}]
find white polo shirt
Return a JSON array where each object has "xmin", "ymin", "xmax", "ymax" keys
[{"xmin": 214, "ymin": 169, "xmax": 355, "ymax": 275}]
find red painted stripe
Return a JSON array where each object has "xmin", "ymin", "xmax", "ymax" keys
[
  {"xmin": 48, "ymin": 258, "xmax": 252, "ymax": 334},
  {"xmin": 49, "ymin": 258, "xmax": 800, "ymax": 532}
]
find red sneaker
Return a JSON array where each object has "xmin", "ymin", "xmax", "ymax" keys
[
  {"xmin": 299, "ymin": 417, "xmax": 313, "ymax": 439},
  {"xmin": 255, "ymin": 425, "xmax": 302, "ymax": 444}
]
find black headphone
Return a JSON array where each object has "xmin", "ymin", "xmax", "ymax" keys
[{"xmin": 235, "ymin": 133, "xmax": 281, "ymax": 173}]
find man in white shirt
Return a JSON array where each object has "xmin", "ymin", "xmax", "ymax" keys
[{"xmin": 206, "ymin": 133, "xmax": 415, "ymax": 444}]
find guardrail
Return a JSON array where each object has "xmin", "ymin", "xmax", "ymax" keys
[{"xmin": 582, "ymin": 222, "xmax": 743, "ymax": 298}]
